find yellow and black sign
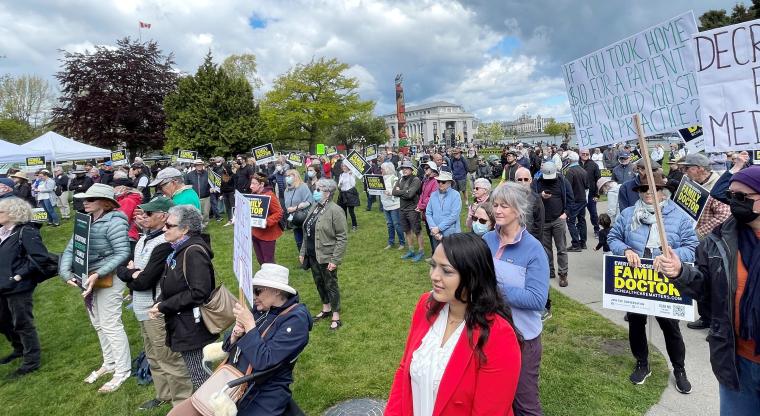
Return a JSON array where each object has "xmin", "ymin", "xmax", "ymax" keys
[
  {"xmin": 244, "ymin": 194, "xmax": 271, "ymax": 228},
  {"xmin": 208, "ymin": 170, "xmax": 222, "ymax": 191},
  {"xmin": 363, "ymin": 145, "xmax": 378, "ymax": 161},
  {"xmin": 600, "ymin": 169, "xmax": 612, "ymax": 178},
  {"xmin": 177, "ymin": 150, "xmax": 197, "ymax": 163},
  {"xmin": 25, "ymin": 156, "xmax": 46, "ymax": 170},
  {"xmin": 344, "ymin": 150, "xmax": 369, "ymax": 178},
  {"xmin": 31, "ymin": 208, "xmax": 48, "ymax": 223},
  {"xmin": 673, "ymin": 176, "xmax": 709, "ymax": 222},
  {"xmin": 252, "ymin": 143, "xmax": 276, "ymax": 166},
  {"xmin": 287, "ymin": 153, "xmax": 303, "ymax": 167},
  {"xmin": 364, "ymin": 174, "xmax": 386, "ymax": 196},
  {"xmin": 325, "ymin": 145, "xmax": 338, "ymax": 156},
  {"xmin": 111, "ymin": 149, "xmax": 127, "ymax": 166}
]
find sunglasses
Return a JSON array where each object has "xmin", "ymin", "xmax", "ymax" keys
[
  {"xmin": 470, "ymin": 216, "xmax": 489, "ymax": 224},
  {"xmin": 516, "ymin": 178, "xmax": 530, "ymax": 182},
  {"xmin": 436, "ymin": 180, "xmax": 449, "ymax": 184},
  {"xmin": 726, "ymin": 191, "xmax": 760, "ymax": 202},
  {"xmin": 84, "ymin": 198, "xmax": 100, "ymax": 203},
  {"xmin": 164, "ymin": 222, "xmax": 179, "ymax": 229},
  {"xmin": 254, "ymin": 287, "xmax": 265, "ymax": 297}
]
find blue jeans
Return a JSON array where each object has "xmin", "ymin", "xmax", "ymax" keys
[
  {"xmin": 567, "ymin": 205, "xmax": 587, "ymax": 246},
  {"xmin": 719, "ymin": 356, "xmax": 760, "ymax": 415},
  {"xmin": 587, "ymin": 194, "xmax": 599, "ymax": 233},
  {"xmin": 39, "ymin": 198, "xmax": 58, "ymax": 224},
  {"xmin": 383, "ymin": 209, "xmax": 406, "ymax": 246}
]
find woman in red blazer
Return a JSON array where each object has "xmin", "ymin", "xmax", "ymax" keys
[
  {"xmin": 249, "ymin": 172, "xmax": 283, "ymax": 265},
  {"xmin": 386, "ymin": 233, "xmax": 522, "ymax": 416}
]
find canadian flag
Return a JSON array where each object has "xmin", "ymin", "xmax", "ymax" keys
[{"xmin": 139, "ymin": 21, "xmax": 151, "ymax": 29}]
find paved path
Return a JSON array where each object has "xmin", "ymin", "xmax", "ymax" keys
[{"xmin": 557, "ymin": 201, "xmax": 718, "ymax": 416}]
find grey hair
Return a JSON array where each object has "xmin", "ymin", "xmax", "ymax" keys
[
  {"xmin": 490, "ymin": 182, "xmax": 530, "ymax": 227},
  {"xmin": 0, "ymin": 197, "xmax": 33, "ymax": 224},
  {"xmin": 473, "ymin": 178, "xmax": 492, "ymax": 191},
  {"xmin": 113, "ymin": 170, "xmax": 128, "ymax": 180},
  {"xmin": 381, "ymin": 162, "xmax": 396, "ymax": 176},
  {"xmin": 316, "ymin": 178, "xmax": 337, "ymax": 194},
  {"xmin": 168, "ymin": 205, "xmax": 203, "ymax": 234}
]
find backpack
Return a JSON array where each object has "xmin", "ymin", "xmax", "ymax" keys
[{"xmin": 20, "ymin": 226, "xmax": 60, "ymax": 283}]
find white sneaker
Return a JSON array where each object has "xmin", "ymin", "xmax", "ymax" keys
[
  {"xmin": 384, "ymin": 245, "xmax": 393, "ymax": 250},
  {"xmin": 223, "ymin": 221, "xmax": 233, "ymax": 227}
]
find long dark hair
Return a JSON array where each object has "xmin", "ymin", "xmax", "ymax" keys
[{"xmin": 426, "ymin": 233, "xmax": 522, "ymax": 365}]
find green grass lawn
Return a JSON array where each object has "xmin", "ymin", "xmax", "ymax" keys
[{"xmin": 0, "ymin": 189, "xmax": 668, "ymax": 415}]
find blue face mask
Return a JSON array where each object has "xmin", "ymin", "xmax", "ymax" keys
[
  {"xmin": 313, "ymin": 190, "xmax": 323, "ymax": 203},
  {"xmin": 472, "ymin": 221, "xmax": 489, "ymax": 236},
  {"xmin": 286, "ymin": 176, "xmax": 294, "ymax": 185},
  {"xmin": 307, "ymin": 171, "xmax": 316, "ymax": 178}
]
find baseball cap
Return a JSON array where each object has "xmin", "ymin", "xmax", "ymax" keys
[
  {"xmin": 149, "ymin": 167, "xmax": 183, "ymax": 187},
  {"xmin": 138, "ymin": 196, "xmax": 175, "ymax": 213},
  {"xmin": 618, "ymin": 151, "xmax": 631, "ymax": 159},
  {"xmin": 676, "ymin": 153, "xmax": 710, "ymax": 168},
  {"xmin": 541, "ymin": 162, "xmax": 558, "ymax": 179},
  {"xmin": 635, "ymin": 159, "xmax": 661, "ymax": 170}
]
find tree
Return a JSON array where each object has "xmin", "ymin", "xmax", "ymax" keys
[
  {"xmin": 261, "ymin": 57, "xmax": 374, "ymax": 152},
  {"xmin": 220, "ymin": 54, "xmax": 263, "ymax": 97},
  {"xmin": 699, "ymin": 1, "xmax": 760, "ymax": 30},
  {"xmin": 330, "ymin": 111, "xmax": 388, "ymax": 149},
  {"xmin": 0, "ymin": 118, "xmax": 35, "ymax": 144},
  {"xmin": 0, "ymin": 74, "xmax": 55, "ymax": 128},
  {"xmin": 474, "ymin": 121, "xmax": 504, "ymax": 142},
  {"xmin": 164, "ymin": 53, "xmax": 262, "ymax": 157},
  {"xmin": 52, "ymin": 37, "xmax": 178, "ymax": 155},
  {"xmin": 544, "ymin": 121, "xmax": 571, "ymax": 143}
]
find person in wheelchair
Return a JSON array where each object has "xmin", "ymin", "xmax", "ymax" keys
[{"xmin": 223, "ymin": 263, "xmax": 312, "ymax": 415}]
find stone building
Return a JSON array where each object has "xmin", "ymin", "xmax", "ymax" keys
[{"xmin": 383, "ymin": 101, "xmax": 478, "ymax": 146}]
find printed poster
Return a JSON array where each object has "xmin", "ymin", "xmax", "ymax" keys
[
  {"xmin": 233, "ymin": 191, "xmax": 254, "ymax": 305},
  {"xmin": 252, "ymin": 143, "xmax": 276, "ymax": 166}
]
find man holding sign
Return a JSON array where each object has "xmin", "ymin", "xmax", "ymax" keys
[{"xmin": 655, "ymin": 166, "xmax": 760, "ymax": 414}]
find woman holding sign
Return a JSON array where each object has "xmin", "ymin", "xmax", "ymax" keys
[
  {"xmin": 249, "ymin": 173, "xmax": 283, "ymax": 265},
  {"xmin": 607, "ymin": 172, "xmax": 698, "ymax": 394}
]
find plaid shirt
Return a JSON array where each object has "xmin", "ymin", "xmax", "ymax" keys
[{"xmin": 696, "ymin": 196, "xmax": 731, "ymax": 239}]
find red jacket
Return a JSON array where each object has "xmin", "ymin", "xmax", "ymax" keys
[
  {"xmin": 386, "ymin": 293, "xmax": 521, "ymax": 416},
  {"xmin": 117, "ymin": 191, "xmax": 143, "ymax": 241},
  {"xmin": 251, "ymin": 188, "xmax": 283, "ymax": 241}
]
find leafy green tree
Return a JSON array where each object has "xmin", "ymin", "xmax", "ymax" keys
[
  {"xmin": 0, "ymin": 118, "xmax": 35, "ymax": 144},
  {"xmin": 53, "ymin": 37, "xmax": 178, "ymax": 154},
  {"xmin": 220, "ymin": 54, "xmax": 263, "ymax": 97},
  {"xmin": 261, "ymin": 57, "xmax": 374, "ymax": 152},
  {"xmin": 164, "ymin": 52, "xmax": 262, "ymax": 157},
  {"xmin": 331, "ymin": 111, "xmax": 388, "ymax": 149},
  {"xmin": 699, "ymin": 1, "xmax": 760, "ymax": 30},
  {"xmin": 0, "ymin": 74, "xmax": 55, "ymax": 128},
  {"xmin": 475, "ymin": 121, "xmax": 504, "ymax": 142}
]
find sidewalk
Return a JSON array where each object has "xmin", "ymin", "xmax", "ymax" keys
[{"xmin": 556, "ymin": 201, "xmax": 718, "ymax": 416}]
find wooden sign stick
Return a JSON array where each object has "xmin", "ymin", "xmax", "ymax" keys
[{"xmin": 632, "ymin": 114, "xmax": 670, "ymax": 255}]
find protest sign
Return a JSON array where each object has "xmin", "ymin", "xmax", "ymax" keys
[
  {"xmin": 695, "ymin": 18, "xmax": 760, "ymax": 151},
  {"xmin": 603, "ymin": 255, "xmax": 695, "ymax": 321},
  {"xmin": 343, "ymin": 150, "xmax": 369, "ymax": 178},
  {"xmin": 31, "ymin": 208, "xmax": 48, "ymax": 223},
  {"xmin": 177, "ymin": 150, "xmax": 197, "ymax": 163},
  {"xmin": 363, "ymin": 144, "xmax": 378, "ymax": 161},
  {"xmin": 364, "ymin": 174, "xmax": 386, "ymax": 196},
  {"xmin": 233, "ymin": 191, "xmax": 254, "ymax": 305},
  {"xmin": 170, "ymin": 155, "xmax": 178, "ymax": 163},
  {"xmin": 72, "ymin": 212, "xmax": 92, "ymax": 289},
  {"xmin": 673, "ymin": 176, "xmax": 710, "ymax": 222},
  {"xmin": 287, "ymin": 153, "xmax": 303, "ymax": 166},
  {"xmin": 25, "ymin": 156, "xmax": 46, "ymax": 171},
  {"xmin": 244, "ymin": 193, "xmax": 271, "ymax": 228},
  {"xmin": 600, "ymin": 169, "xmax": 613, "ymax": 178},
  {"xmin": 563, "ymin": 12, "xmax": 699, "ymax": 149},
  {"xmin": 326, "ymin": 145, "xmax": 338, "ymax": 156},
  {"xmin": 316, "ymin": 143, "xmax": 326, "ymax": 155},
  {"xmin": 208, "ymin": 170, "xmax": 222, "ymax": 192},
  {"xmin": 753, "ymin": 150, "xmax": 760, "ymax": 165},
  {"xmin": 252, "ymin": 143, "xmax": 276, "ymax": 165},
  {"xmin": 410, "ymin": 145, "xmax": 418, "ymax": 155},
  {"xmin": 110, "ymin": 149, "xmax": 127, "ymax": 166},
  {"xmin": 678, "ymin": 125, "xmax": 704, "ymax": 153}
]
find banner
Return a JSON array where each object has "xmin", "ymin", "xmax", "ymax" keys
[
  {"xmin": 208, "ymin": 170, "xmax": 222, "ymax": 192},
  {"xmin": 563, "ymin": 12, "xmax": 700, "ymax": 149},
  {"xmin": 244, "ymin": 194, "xmax": 271, "ymax": 228},
  {"xmin": 31, "ymin": 208, "xmax": 48, "ymax": 223},
  {"xmin": 177, "ymin": 150, "xmax": 197, "ymax": 163},
  {"xmin": 252, "ymin": 143, "xmax": 276, "ymax": 166},
  {"xmin": 25, "ymin": 156, "xmax": 46, "ymax": 171},
  {"xmin": 287, "ymin": 153, "xmax": 303, "ymax": 167},
  {"xmin": 600, "ymin": 169, "xmax": 613, "ymax": 178},
  {"xmin": 111, "ymin": 149, "xmax": 127, "ymax": 166},
  {"xmin": 72, "ymin": 212, "xmax": 92, "ymax": 289},
  {"xmin": 678, "ymin": 125, "xmax": 704, "ymax": 153},
  {"xmin": 233, "ymin": 191, "xmax": 254, "ymax": 305},
  {"xmin": 326, "ymin": 145, "xmax": 338, "ymax": 156},
  {"xmin": 696, "ymin": 18, "xmax": 760, "ymax": 151},
  {"xmin": 603, "ymin": 255, "xmax": 695, "ymax": 321},
  {"xmin": 363, "ymin": 145, "xmax": 378, "ymax": 161},
  {"xmin": 343, "ymin": 150, "xmax": 369, "ymax": 178},
  {"xmin": 316, "ymin": 143, "xmax": 326, "ymax": 155},
  {"xmin": 364, "ymin": 174, "xmax": 386, "ymax": 196},
  {"xmin": 673, "ymin": 176, "xmax": 710, "ymax": 222}
]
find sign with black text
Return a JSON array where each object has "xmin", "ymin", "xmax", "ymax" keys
[
  {"xmin": 208, "ymin": 170, "xmax": 222, "ymax": 192},
  {"xmin": 673, "ymin": 176, "xmax": 710, "ymax": 222},
  {"xmin": 603, "ymin": 255, "xmax": 695, "ymax": 321},
  {"xmin": 287, "ymin": 153, "xmax": 303, "ymax": 166},
  {"xmin": 344, "ymin": 150, "xmax": 369, "ymax": 178},
  {"xmin": 72, "ymin": 212, "xmax": 92, "ymax": 289},
  {"xmin": 243, "ymin": 194, "xmax": 271, "ymax": 228},
  {"xmin": 25, "ymin": 156, "xmax": 46, "ymax": 170},
  {"xmin": 177, "ymin": 150, "xmax": 197, "ymax": 163},
  {"xmin": 363, "ymin": 145, "xmax": 378, "ymax": 161},
  {"xmin": 678, "ymin": 125, "xmax": 704, "ymax": 153},
  {"xmin": 325, "ymin": 145, "xmax": 338, "ymax": 156},
  {"xmin": 600, "ymin": 169, "xmax": 612, "ymax": 178},
  {"xmin": 31, "ymin": 208, "xmax": 48, "ymax": 223},
  {"xmin": 252, "ymin": 143, "xmax": 276, "ymax": 166},
  {"xmin": 364, "ymin": 174, "xmax": 386, "ymax": 196},
  {"xmin": 111, "ymin": 149, "xmax": 127, "ymax": 166}
]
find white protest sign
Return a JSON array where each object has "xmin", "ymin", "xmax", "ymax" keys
[
  {"xmin": 695, "ymin": 19, "xmax": 760, "ymax": 151},
  {"xmin": 233, "ymin": 191, "xmax": 254, "ymax": 305},
  {"xmin": 563, "ymin": 11, "xmax": 700, "ymax": 149}
]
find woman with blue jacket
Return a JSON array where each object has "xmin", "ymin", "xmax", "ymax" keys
[
  {"xmin": 482, "ymin": 182, "xmax": 550, "ymax": 416},
  {"xmin": 608, "ymin": 172, "xmax": 698, "ymax": 394},
  {"xmin": 425, "ymin": 168, "xmax": 461, "ymax": 252},
  {"xmin": 59, "ymin": 184, "xmax": 132, "ymax": 393}
]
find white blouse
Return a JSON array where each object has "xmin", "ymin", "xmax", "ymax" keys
[
  {"xmin": 338, "ymin": 172, "xmax": 355, "ymax": 191},
  {"xmin": 410, "ymin": 304, "xmax": 466, "ymax": 416}
]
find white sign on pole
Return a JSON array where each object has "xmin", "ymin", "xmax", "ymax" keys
[
  {"xmin": 233, "ymin": 191, "xmax": 254, "ymax": 305},
  {"xmin": 563, "ymin": 11, "xmax": 700, "ymax": 149},
  {"xmin": 695, "ymin": 18, "xmax": 760, "ymax": 151}
]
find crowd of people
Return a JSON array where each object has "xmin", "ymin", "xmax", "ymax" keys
[{"xmin": 0, "ymin": 139, "xmax": 758, "ymax": 416}]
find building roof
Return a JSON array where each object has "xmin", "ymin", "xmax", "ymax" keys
[{"xmin": 383, "ymin": 101, "xmax": 468, "ymax": 117}]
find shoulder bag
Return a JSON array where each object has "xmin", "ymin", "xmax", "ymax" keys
[{"xmin": 182, "ymin": 244, "xmax": 237, "ymax": 334}]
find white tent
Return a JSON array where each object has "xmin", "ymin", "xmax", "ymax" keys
[
  {"xmin": 0, "ymin": 139, "xmax": 37, "ymax": 163},
  {"xmin": 21, "ymin": 131, "xmax": 111, "ymax": 162}
]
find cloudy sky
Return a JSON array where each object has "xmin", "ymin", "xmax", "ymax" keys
[{"xmin": 0, "ymin": 0, "xmax": 739, "ymax": 122}]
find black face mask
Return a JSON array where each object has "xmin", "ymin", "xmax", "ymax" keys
[{"xmin": 730, "ymin": 198, "xmax": 760, "ymax": 224}]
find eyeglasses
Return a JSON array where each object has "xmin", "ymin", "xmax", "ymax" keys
[
  {"xmin": 727, "ymin": 191, "xmax": 760, "ymax": 202},
  {"xmin": 474, "ymin": 186, "xmax": 484, "ymax": 191},
  {"xmin": 143, "ymin": 211, "xmax": 155, "ymax": 217},
  {"xmin": 84, "ymin": 198, "xmax": 100, "ymax": 203},
  {"xmin": 254, "ymin": 287, "xmax": 265, "ymax": 297},
  {"xmin": 164, "ymin": 222, "xmax": 179, "ymax": 229},
  {"xmin": 436, "ymin": 180, "xmax": 449, "ymax": 184},
  {"xmin": 516, "ymin": 178, "xmax": 530, "ymax": 182},
  {"xmin": 470, "ymin": 216, "xmax": 489, "ymax": 224}
]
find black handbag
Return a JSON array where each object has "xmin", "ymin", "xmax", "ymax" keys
[{"xmin": 291, "ymin": 209, "xmax": 308, "ymax": 228}]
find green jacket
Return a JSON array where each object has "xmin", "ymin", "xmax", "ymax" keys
[
  {"xmin": 172, "ymin": 186, "xmax": 201, "ymax": 209},
  {"xmin": 299, "ymin": 201, "xmax": 347, "ymax": 265}
]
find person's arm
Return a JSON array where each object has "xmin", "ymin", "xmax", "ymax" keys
[
  {"xmin": 562, "ymin": 177, "xmax": 575, "ymax": 216},
  {"xmin": 158, "ymin": 247, "xmax": 214, "ymax": 315},
  {"xmin": 499, "ymin": 251, "xmax": 549, "ymax": 311},
  {"xmin": 94, "ymin": 217, "xmax": 131, "ymax": 277},
  {"xmin": 617, "ymin": 184, "xmax": 629, "ymax": 212},
  {"xmin": 425, "ymin": 198, "xmax": 437, "ymax": 229},
  {"xmin": 669, "ymin": 241, "xmax": 710, "ymax": 301},
  {"xmin": 470, "ymin": 319, "xmax": 522, "ymax": 415},
  {"xmin": 672, "ymin": 217, "xmax": 699, "ymax": 263},
  {"xmin": 231, "ymin": 312, "xmax": 310, "ymax": 372},
  {"xmin": 436, "ymin": 192, "xmax": 461, "ymax": 233},
  {"xmin": 607, "ymin": 212, "xmax": 630, "ymax": 255},
  {"xmin": 329, "ymin": 206, "xmax": 348, "ymax": 265},
  {"xmin": 127, "ymin": 243, "xmax": 172, "ymax": 291},
  {"xmin": 265, "ymin": 193, "xmax": 283, "ymax": 228},
  {"xmin": 58, "ymin": 238, "xmax": 75, "ymax": 282}
]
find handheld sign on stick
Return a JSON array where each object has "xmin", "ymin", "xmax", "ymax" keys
[{"xmin": 633, "ymin": 114, "xmax": 669, "ymax": 254}]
